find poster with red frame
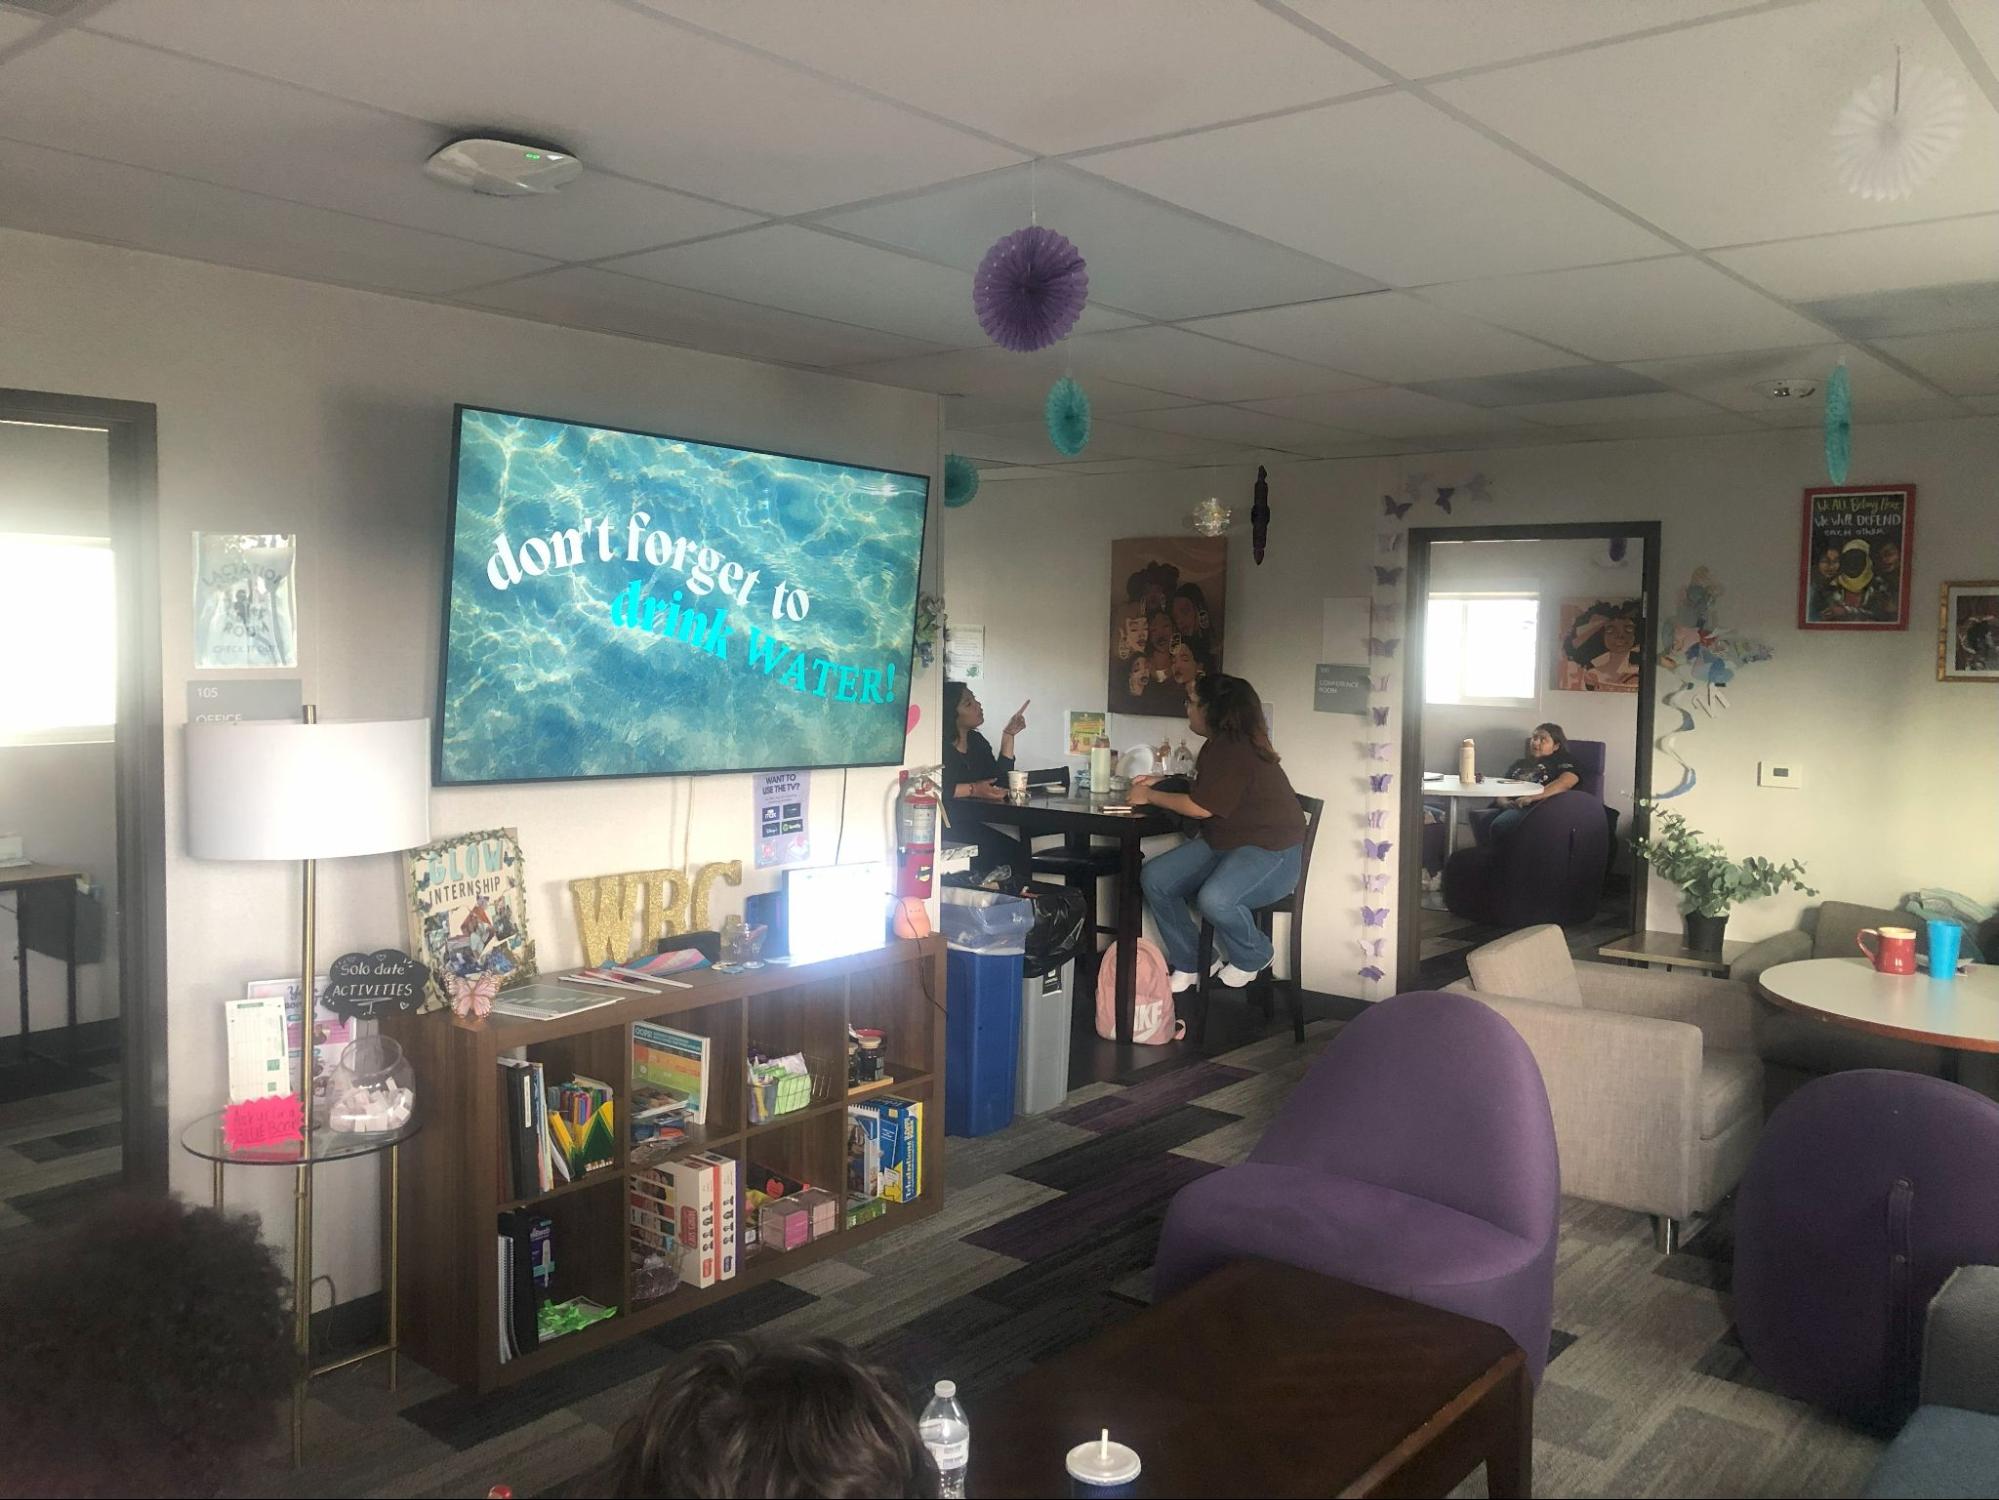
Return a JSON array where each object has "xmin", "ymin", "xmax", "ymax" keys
[{"xmin": 1798, "ymin": 485, "xmax": 1915, "ymax": 631}]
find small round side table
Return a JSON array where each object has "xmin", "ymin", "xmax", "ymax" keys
[{"xmin": 179, "ymin": 1112, "xmax": 420, "ymax": 1465}]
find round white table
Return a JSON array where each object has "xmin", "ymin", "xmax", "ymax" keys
[
  {"xmin": 1421, "ymin": 774, "xmax": 1547, "ymax": 857},
  {"xmin": 1756, "ymin": 957, "xmax": 1999, "ymax": 1076}
]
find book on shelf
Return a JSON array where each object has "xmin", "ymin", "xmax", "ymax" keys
[
  {"xmin": 845, "ymin": 1095, "xmax": 922, "ymax": 1204},
  {"xmin": 496, "ymin": 1209, "xmax": 541, "ymax": 1362},
  {"xmin": 689, "ymin": 1152, "xmax": 738, "ymax": 1281},
  {"xmin": 613, "ymin": 949, "xmax": 710, "ymax": 979},
  {"xmin": 846, "ymin": 1103, "xmax": 883, "ymax": 1201},
  {"xmin": 666, "ymin": 1155, "xmax": 717, "ymax": 1289},
  {"xmin": 634, "ymin": 1021, "xmax": 710, "ymax": 1125},
  {"xmin": 498, "ymin": 1062, "xmax": 616, "ymax": 1196}
]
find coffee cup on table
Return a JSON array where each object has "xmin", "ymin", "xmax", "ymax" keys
[
  {"xmin": 1007, "ymin": 770, "xmax": 1028, "ymax": 794},
  {"xmin": 1066, "ymin": 1430, "xmax": 1141, "ymax": 1497},
  {"xmin": 1858, "ymin": 926, "xmax": 1918, "ymax": 975}
]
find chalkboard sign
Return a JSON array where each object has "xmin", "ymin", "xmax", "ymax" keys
[{"xmin": 324, "ymin": 949, "xmax": 428, "ymax": 1021}]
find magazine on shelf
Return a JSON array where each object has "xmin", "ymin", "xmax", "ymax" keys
[
  {"xmin": 633, "ymin": 1021, "xmax": 710, "ymax": 1125},
  {"xmin": 486, "ymin": 981, "xmax": 621, "ymax": 1022}
]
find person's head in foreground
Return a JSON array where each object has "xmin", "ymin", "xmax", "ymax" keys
[
  {"xmin": 0, "ymin": 1194, "xmax": 293, "ymax": 1498},
  {"xmin": 600, "ymin": 1336, "xmax": 941, "ymax": 1499},
  {"xmin": 1189, "ymin": 672, "xmax": 1278, "ymax": 761}
]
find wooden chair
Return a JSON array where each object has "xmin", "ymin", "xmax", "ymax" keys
[{"xmin": 1193, "ymin": 792, "xmax": 1325, "ymax": 1046}]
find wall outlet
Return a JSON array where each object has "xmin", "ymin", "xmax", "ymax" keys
[{"xmin": 1758, "ymin": 761, "xmax": 1802, "ymax": 789}]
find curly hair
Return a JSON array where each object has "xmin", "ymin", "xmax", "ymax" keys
[
  {"xmin": 0, "ymin": 1194, "xmax": 293, "ymax": 1498},
  {"xmin": 1195, "ymin": 673, "xmax": 1278, "ymax": 762},
  {"xmin": 597, "ymin": 1336, "xmax": 941, "ymax": 1498}
]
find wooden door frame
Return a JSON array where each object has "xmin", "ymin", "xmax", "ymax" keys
[
  {"xmin": 0, "ymin": 388, "xmax": 168, "ymax": 1193},
  {"xmin": 1396, "ymin": 521, "xmax": 1662, "ymax": 994}
]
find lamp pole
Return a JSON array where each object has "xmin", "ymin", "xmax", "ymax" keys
[{"xmin": 291, "ymin": 703, "xmax": 317, "ymax": 1464}]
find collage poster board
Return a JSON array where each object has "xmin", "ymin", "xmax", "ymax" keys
[{"xmin": 404, "ymin": 828, "xmax": 538, "ymax": 1011}]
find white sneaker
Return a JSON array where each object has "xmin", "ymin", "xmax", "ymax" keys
[
  {"xmin": 1216, "ymin": 961, "xmax": 1268, "ymax": 989},
  {"xmin": 1209, "ymin": 955, "xmax": 1228, "ymax": 978},
  {"xmin": 1168, "ymin": 968, "xmax": 1200, "ymax": 994}
]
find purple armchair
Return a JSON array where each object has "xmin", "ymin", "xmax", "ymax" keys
[
  {"xmin": 1735, "ymin": 1070, "xmax": 1999, "ymax": 1425},
  {"xmin": 1444, "ymin": 790, "xmax": 1610, "ymax": 929},
  {"xmin": 1154, "ymin": 990, "xmax": 1561, "ymax": 1382}
]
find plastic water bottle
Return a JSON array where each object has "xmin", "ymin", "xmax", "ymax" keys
[{"xmin": 920, "ymin": 1379, "xmax": 970, "ymax": 1498}]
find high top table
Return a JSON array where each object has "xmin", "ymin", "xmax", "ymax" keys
[
  {"xmin": 1757, "ymin": 957, "xmax": 1999, "ymax": 1083},
  {"xmin": 1, "ymin": 863, "xmax": 83, "ymax": 1066}
]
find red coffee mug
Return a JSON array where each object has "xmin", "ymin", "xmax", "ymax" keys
[{"xmin": 1858, "ymin": 926, "xmax": 1918, "ymax": 975}]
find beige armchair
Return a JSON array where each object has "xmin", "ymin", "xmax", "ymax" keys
[{"xmin": 1449, "ymin": 925, "xmax": 1762, "ymax": 1254}]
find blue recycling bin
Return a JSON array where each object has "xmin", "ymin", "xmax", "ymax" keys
[{"xmin": 944, "ymin": 946, "xmax": 1024, "ymax": 1138}]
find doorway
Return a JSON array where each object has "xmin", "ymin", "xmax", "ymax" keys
[
  {"xmin": 0, "ymin": 388, "xmax": 165, "ymax": 1237},
  {"xmin": 1396, "ymin": 522, "xmax": 1661, "ymax": 993}
]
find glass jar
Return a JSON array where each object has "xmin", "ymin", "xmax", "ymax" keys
[{"xmin": 325, "ymin": 1034, "xmax": 416, "ymax": 1133}]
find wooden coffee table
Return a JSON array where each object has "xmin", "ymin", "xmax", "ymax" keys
[{"xmin": 966, "ymin": 1257, "xmax": 1533, "ymax": 1498}]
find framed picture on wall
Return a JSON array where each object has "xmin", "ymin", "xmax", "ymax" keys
[
  {"xmin": 1551, "ymin": 596, "xmax": 1643, "ymax": 692},
  {"xmin": 1939, "ymin": 581, "xmax": 1999, "ymax": 682},
  {"xmin": 1108, "ymin": 535, "xmax": 1226, "ymax": 717},
  {"xmin": 1798, "ymin": 485, "xmax": 1915, "ymax": 630}
]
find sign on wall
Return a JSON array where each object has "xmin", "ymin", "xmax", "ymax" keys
[{"xmin": 754, "ymin": 770, "xmax": 810, "ymax": 868}]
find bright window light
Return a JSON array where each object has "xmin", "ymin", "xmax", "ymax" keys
[
  {"xmin": 0, "ymin": 534, "xmax": 116, "ymax": 745},
  {"xmin": 1426, "ymin": 593, "xmax": 1538, "ymax": 706}
]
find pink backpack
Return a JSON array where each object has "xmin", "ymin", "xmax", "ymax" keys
[{"xmin": 1095, "ymin": 937, "xmax": 1186, "ymax": 1045}]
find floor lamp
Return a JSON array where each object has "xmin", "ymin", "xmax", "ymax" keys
[{"xmin": 185, "ymin": 708, "xmax": 430, "ymax": 1461}]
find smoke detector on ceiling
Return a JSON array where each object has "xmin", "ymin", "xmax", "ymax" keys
[
  {"xmin": 424, "ymin": 136, "xmax": 582, "ymax": 196},
  {"xmin": 1754, "ymin": 378, "xmax": 1819, "ymax": 401}
]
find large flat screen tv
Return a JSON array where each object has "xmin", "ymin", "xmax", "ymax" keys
[{"xmin": 435, "ymin": 405, "xmax": 930, "ymax": 786}]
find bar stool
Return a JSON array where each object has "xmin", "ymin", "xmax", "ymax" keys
[{"xmin": 1193, "ymin": 793, "xmax": 1325, "ymax": 1046}]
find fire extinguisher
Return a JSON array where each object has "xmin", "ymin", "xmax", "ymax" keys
[{"xmin": 893, "ymin": 769, "xmax": 938, "ymax": 899}]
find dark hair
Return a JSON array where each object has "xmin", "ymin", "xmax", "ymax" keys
[
  {"xmin": 943, "ymin": 680, "xmax": 970, "ymax": 726},
  {"xmin": 1195, "ymin": 674, "xmax": 1277, "ymax": 762},
  {"xmin": 1533, "ymin": 722, "xmax": 1568, "ymax": 749},
  {"xmin": 1562, "ymin": 600, "xmax": 1641, "ymax": 667},
  {"xmin": 0, "ymin": 1195, "xmax": 293, "ymax": 1498},
  {"xmin": 599, "ymin": 1337, "xmax": 941, "ymax": 1499},
  {"xmin": 1172, "ymin": 582, "xmax": 1212, "ymax": 630}
]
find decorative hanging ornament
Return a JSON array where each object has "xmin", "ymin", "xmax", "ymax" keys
[
  {"xmin": 942, "ymin": 453, "xmax": 980, "ymax": 509},
  {"xmin": 972, "ymin": 225, "xmax": 1089, "ymax": 353},
  {"xmin": 1831, "ymin": 52, "xmax": 1967, "ymax": 202},
  {"xmin": 1251, "ymin": 466, "xmax": 1271, "ymax": 564},
  {"xmin": 1191, "ymin": 496, "xmax": 1230, "ymax": 536},
  {"xmin": 1044, "ymin": 376, "xmax": 1091, "ymax": 456},
  {"xmin": 1824, "ymin": 361, "xmax": 1852, "ymax": 484}
]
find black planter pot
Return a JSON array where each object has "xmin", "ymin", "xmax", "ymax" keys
[{"xmin": 1683, "ymin": 911, "xmax": 1729, "ymax": 955}]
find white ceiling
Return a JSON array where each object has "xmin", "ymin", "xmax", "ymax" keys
[{"xmin": 5, "ymin": 0, "xmax": 1999, "ymax": 473}]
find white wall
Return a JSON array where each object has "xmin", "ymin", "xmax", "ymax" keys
[
  {"xmin": 946, "ymin": 420, "xmax": 1999, "ymax": 999},
  {"xmin": 0, "ymin": 228, "xmax": 942, "ymax": 1304},
  {"xmin": 0, "ymin": 421, "xmax": 118, "ymax": 1035}
]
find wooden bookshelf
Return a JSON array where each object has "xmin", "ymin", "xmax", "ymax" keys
[{"xmin": 382, "ymin": 936, "xmax": 948, "ymax": 1393}]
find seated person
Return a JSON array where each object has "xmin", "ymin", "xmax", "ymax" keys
[
  {"xmin": 941, "ymin": 680, "xmax": 1029, "ymax": 886},
  {"xmin": 0, "ymin": 1195, "xmax": 293, "ymax": 1498},
  {"xmin": 595, "ymin": 1335, "xmax": 940, "ymax": 1498},
  {"xmin": 1131, "ymin": 673, "xmax": 1305, "ymax": 992},
  {"xmin": 1486, "ymin": 722, "xmax": 1582, "ymax": 843}
]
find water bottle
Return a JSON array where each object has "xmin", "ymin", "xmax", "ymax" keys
[{"xmin": 920, "ymin": 1379, "xmax": 970, "ymax": 1498}]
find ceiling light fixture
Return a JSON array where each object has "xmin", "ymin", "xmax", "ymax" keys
[
  {"xmin": 1755, "ymin": 379, "xmax": 1819, "ymax": 400},
  {"xmin": 1831, "ymin": 48, "xmax": 1966, "ymax": 202},
  {"xmin": 424, "ymin": 135, "xmax": 583, "ymax": 196}
]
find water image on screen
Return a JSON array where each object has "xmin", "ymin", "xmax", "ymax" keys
[{"xmin": 437, "ymin": 406, "xmax": 929, "ymax": 785}]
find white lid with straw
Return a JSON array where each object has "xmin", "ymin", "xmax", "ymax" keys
[{"xmin": 1065, "ymin": 1428, "xmax": 1142, "ymax": 1484}]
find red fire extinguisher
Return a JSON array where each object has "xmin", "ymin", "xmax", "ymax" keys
[{"xmin": 894, "ymin": 769, "xmax": 938, "ymax": 899}]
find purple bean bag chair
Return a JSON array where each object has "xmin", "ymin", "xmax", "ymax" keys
[
  {"xmin": 1445, "ymin": 790, "xmax": 1609, "ymax": 930},
  {"xmin": 1153, "ymin": 990, "xmax": 1561, "ymax": 1381},
  {"xmin": 1734, "ymin": 1070, "xmax": 1999, "ymax": 1425}
]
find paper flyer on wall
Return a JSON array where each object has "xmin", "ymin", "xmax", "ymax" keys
[
  {"xmin": 753, "ymin": 770, "xmax": 810, "ymax": 869},
  {"xmin": 1066, "ymin": 710, "xmax": 1106, "ymax": 755},
  {"xmin": 943, "ymin": 623, "xmax": 984, "ymax": 681}
]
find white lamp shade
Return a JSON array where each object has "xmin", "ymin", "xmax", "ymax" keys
[{"xmin": 186, "ymin": 718, "xmax": 432, "ymax": 861}]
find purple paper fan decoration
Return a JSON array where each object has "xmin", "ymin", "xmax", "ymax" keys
[
  {"xmin": 1359, "ymin": 964, "xmax": 1386, "ymax": 982},
  {"xmin": 1369, "ymin": 773, "xmax": 1393, "ymax": 793},
  {"xmin": 972, "ymin": 224, "xmax": 1089, "ymax": 353}
]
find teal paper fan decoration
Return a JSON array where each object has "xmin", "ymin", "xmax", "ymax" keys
[
  {"xmin": 1824, "ymin": 362, "xmax": 1851, "ymax": 483},
  {"xmin": 1045, "ymin": 376, "xmax": 1091, "ymax": 457},
  {"xmin": 943, "ymin": 453, "xmax": 980, "ymax": 508}
]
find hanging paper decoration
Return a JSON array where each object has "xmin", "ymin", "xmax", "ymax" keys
[
  {"xmin": 1824, "ymin": 362, "xmax": 1851, "ymax": 484},
  {"xmin": 1358, "ymin": 965, "xmax": 1385, "ymax": 982},
  {"xmin": 1191, "ymin": 496, "xmax": 1231, "ymax": 536},
  {"xmin": 943, "ymin": 454, "xmax": 980, "ymax": 509},
  {"xmin": 972, "ymin": 225, "xmax": 1089, "ymax": 353},
  {"xmin": 1044, "ymin": 376, "xmax": 1091, "ymax": 456},
  {"xmin": 1362, "ymin": 873, "xmax": 1391, "ymax": 892},
  {"xmin": 1368, "ymin": 773, "xmax": 1393, "ymax": 793},
  {"xmin": 1832, "ymin": 55, "xmax": 1967, "ymax": 202},
  {"xmin": 1653, "ymin": 567, "xmax": 1773, "ymax": 799},
  {"xmin": 1251, "ymin": 466, "xmax": 1271, "ymax": 564}
]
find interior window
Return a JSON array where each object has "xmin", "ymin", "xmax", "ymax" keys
[
  {"xmin": 0, "ymin": 534, "xmax": 116, "ymax": 745},
  {"xmin": 1425, "ymin": 593, "xmax": 1538, "ymax": 706}
]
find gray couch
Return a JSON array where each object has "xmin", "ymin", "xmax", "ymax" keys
[
  {"xmin": 1865, "ymin": 1264, "xmax": 1999, "ymax": 1498},
  {"xmin": 1450, "ymin": 924, "xmax": 1762, "ymax": 1253},
  {"xmin": 1731, "ymin": 900, "xmax": 1947, "ymax": 1109}
]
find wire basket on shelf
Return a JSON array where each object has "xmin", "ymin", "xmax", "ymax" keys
[{"xmin": 746, "ymin": 1052, "xmax": 834, "ymax": 1125}]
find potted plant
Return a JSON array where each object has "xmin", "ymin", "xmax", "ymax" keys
[{"xmin": 1630, "ymin": 809, "xmax": 1817, "ymax": 953}]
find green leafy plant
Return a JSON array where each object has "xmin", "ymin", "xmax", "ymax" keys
[{"xmin": 1630, "ymin": 808, "xmax": 1817, "ymax": 918}]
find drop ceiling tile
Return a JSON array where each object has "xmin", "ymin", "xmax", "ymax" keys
[
  {"xmin": 1421, "ymin": 259, "xmax": 1831, "ymax": 361},
  {"xmin": 972, "ymin": 465, "xmax": 1068, "ymax": 482},
  {"xmin": 604, "ymin": 225, "xmax": 1133, "ymax": 348},
  {"xmin": 818, "ymin": 162, "xmax": 1382, "ymax": 321},
  {"xmin": 943, "ymin": 395, "xmax": 1039, "ymax": 429},
  {"xmin": 1057, "ymin": 326, "xmax": 1371, "ymax": 403},
  {"xmin": 1081, "ymin": 91, "xmax": 1669, "ymax": 286},
  {"xmin": 1750, "ymin": 396, "xmax": 1970, "ymax": 428},
  {"xmin": 1624, "ymin": 345, "xmax": 1937, "ymax": 411},
  {"xmin": 0, "ymin": 136, "xmax": 552, "ymax": 295},
  {"xmin": 1058, "ymin": 459, "xmax": 1176, "ymax": 475},
  {"xmin": 1559, "ymin": 413, "xmax": 1765, "ymax": 441},
  {"xmin": 1964, "ymin": 393, "xmax": 1999, "ymax": 415},
  {"xmin": 1117, "ymin": 404, "xmax": 1368, "ymax": 451},
  {"xmin": 1434, "ymin": 0, "xmax": 1999, "ymax": 248},
  {"xmin": 1185, "ymin": 291, "xmax": 1574, "ymax": 383},
  {"xmin": 459, "ymin": 267, "xmax": 942, "ymax": 367},
  {"xmin": 1244, "ymin": 387, "xmax": 1527, "ymax": 439},
  {"xmin": 0, "ymin": 30, "xmax": 760, "ymax": 261},
  {"xmin": 640, "ymin": 0, "xmax": 1384, "ymax": 154},
  {"xmin": 1866, "ymin": 329, "xmax": 1999, "ymax": 395},
  {"xmin": 1281, "ymin": 0, "xmax": 1754, "ymax": 80},
  {"xmin": 1711, "ymin": 216, "xmax": 1999, "ymax": 303},
  {"xmin": 85, "ymin": 0, "xmax": 1018, "ymax": 213},
  {"xmin": 1408, "ymin": 365, "xmax": 1666, "ymax": 406},
  {"xmin": 843, "ymin": 346, "xmax": 1197, "ymax": 413},
  {"xmin": 948, "ymin": 418, "xmax": 1238, "ymax": 466},
  {"xmin": 1501, "ymin": 391, "xmax": 1724, "ymax": 427},
  {"xmin": 1946, "ymin": 0, "xmax": 1999, "ymax": 85}
]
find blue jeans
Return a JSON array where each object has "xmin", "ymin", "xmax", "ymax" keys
[
  {"xmin": 1488, "ymin": 806, "xmax": 1529, "ymax": 843},
  {"xmin": 1141, "ymin": 838, "xmax": 1303, "ymax": 974}
]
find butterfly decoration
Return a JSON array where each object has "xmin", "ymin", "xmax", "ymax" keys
[
  {"xmin": 1366, "ymin": 741, "xmax": 1392, "ymax": 760},
  {"xmin": 1378, "ymin": 531, "xmax": 1405, "ymax": 553},
  {"xmin": 1365, "ymin": 809, "xmax": 1388, "ymax": 829},
  {"xmin": 1374, "ymin": 565, "xmax": 1404, "ymax": 587},
  {"xmin": 1364, "ymin": 838, "xmax": 1393, "ymax": 860},
  {"xmin": 1358, "ymin": 964, "xmax": 1386, "ymax": 982},
  {"xmin": 1369, "ymin": 773, "xmax": 1393, "ymax": 793},
  {"xmin": 1367, "ymin": 636, "xmax": 1400, "ymax": 658},
  {"xmin": 1359, "ymin": 937, "xmax": 1387, "ymax": 957},
  {"xmin": 1362, "ymin": 906, "xmax": 1389, "ymax": 927},
  {"xmin": 446, "ymin": 969, "xmax": 501, "ymax": 1020},
  {"xmin": 1362, "ymin": 872, "xmax": 1391, "ymax": 892},
  {"xmin": 1371, "ymin": 706, "xmax": 1390, "ymax": 725},
  {"xmin": 1434, "ymin": 485, "xmax": 1457, "ymax": 514},
  {"xmin": 1464, "ymin": 472, "xmax": 1492, "ymax": 505},
  {"xmin": 1401, "ymin": 472, "xmax": 1431, "ymax": 507},
  {"xmin": 1382, "ymin": 494, "xmax": 1412, "ymax": 519},
  {"xmin": 1371, "ymin": 674, "xmax": 1391, "ymax": 693}
]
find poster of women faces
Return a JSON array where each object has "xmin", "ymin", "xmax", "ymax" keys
[
  {"xmin": 1552, "ymin": 597, "xmax": 1643, "ymax": 693},
  {"xmin": 1108, "ymin": 535, "xmax": 1227, "ymax": 717},
  {"xmin": 193, "ymin": 533, "xmax": 298, "ymax": 668}
]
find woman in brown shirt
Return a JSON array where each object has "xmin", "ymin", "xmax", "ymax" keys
[{"xmin": 1130, "ymin": 674, "xmax": 1305, "ymax": 992}]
